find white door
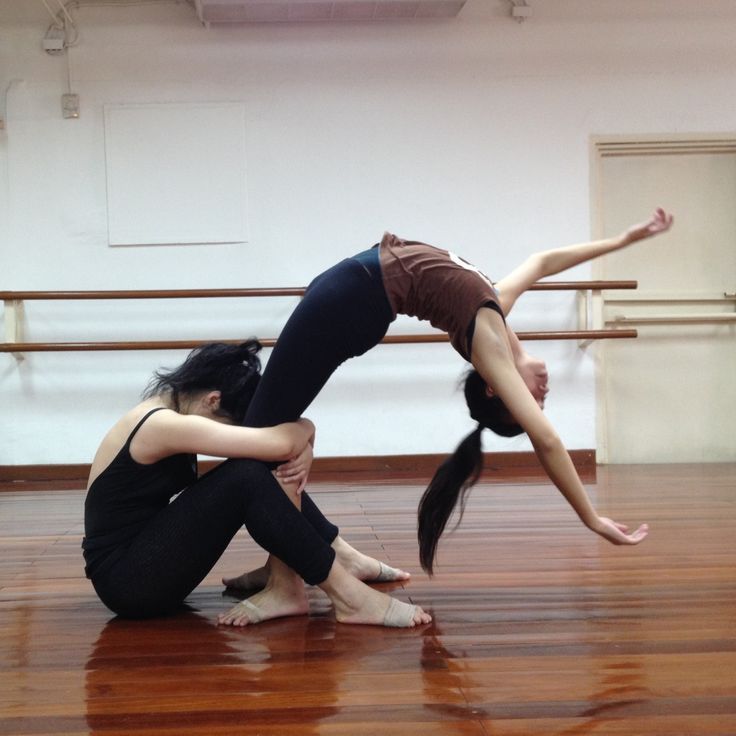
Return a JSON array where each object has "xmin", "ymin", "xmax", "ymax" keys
[{"xmin": 594, "ymin": 138, "xmax": 736, "ymax": 463}]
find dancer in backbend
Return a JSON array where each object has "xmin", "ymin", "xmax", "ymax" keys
[
  {"xmin": 83, "ymin": 340, "xmax": 430, "ymax": 627},
  {"xmin": 220, "ymin": 209, "xmax": 672, "ymax": 624}
]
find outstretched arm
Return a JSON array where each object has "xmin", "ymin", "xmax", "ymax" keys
[
  {"xmin": 470, "ymin": 310, "xmax": 649, "ymax": 545},
  {"xmin": 495, "ymin": 208, "xmax": 673, "ymax": 314}
]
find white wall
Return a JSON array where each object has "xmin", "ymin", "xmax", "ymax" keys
[{"xmin": 2, "ymin": 0, "xmax": 735, "ymax": 465}]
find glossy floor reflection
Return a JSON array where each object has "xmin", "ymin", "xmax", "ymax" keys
[{"xmin": 1, "ymin": 464, "xmax": 735, "ymax": 735}]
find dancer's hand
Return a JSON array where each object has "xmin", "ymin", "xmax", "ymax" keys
[
  {"xmin": 275, "ymin": 443, "xmax": 313, "ymax": 495},
  {"xmin": 591, "ymin": 516, "xmax": 649, "ymax": 545},
  {"xmin": 623, "ymin": 207, "xmax": 673, "ymax": 244}
]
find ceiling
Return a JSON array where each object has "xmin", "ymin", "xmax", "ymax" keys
[
  {"xmin": 5, "ymin": 0, "xmax": 485, "ymax": 25},
  {"xmin": 1, "ymin": 0, "xmax": 733, "ymax": 28}
]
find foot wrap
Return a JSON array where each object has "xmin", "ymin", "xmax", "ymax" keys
[
  {"xmin": 232, "ymin": 599, "xmax": 264, "ymax": 624},
  {"xmin": 382, "ymin": 597, "xmax": 418, "ymax": 628},
  {"xmin": 372, "ymin": 562, "xmax": 404, "ymax": 583}
]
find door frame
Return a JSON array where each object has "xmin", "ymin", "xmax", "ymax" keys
[{"xmin": 590, "ymin": 133, "xmax": 736, "ymax": 463}]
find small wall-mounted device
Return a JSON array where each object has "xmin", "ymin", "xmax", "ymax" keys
[
  {"xmin": 42, "ymin": 25, "xmax": 66, "ymax": 55},
  {"xmin": 42, "ymin": 38, "xmax": 65, "ymax": 52},
  {"xmin": 510, "ymin": 1, "xmax": 532, "ymax": 22},
  {"xmin": 62, "ymin": 93, "xmax": 80, "ymax": 119}
]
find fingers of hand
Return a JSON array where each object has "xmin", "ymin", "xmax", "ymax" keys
[
  {"xmin": 276, "ymin": 464, "xmax": 304, "ymax": 479},
  {"xmin": 652, "ymin": 207, "xmax": 673, "ymax": 231},
  {"xmin": 624, "ymin": 523, "xmax": 649, "ymax": 544},
  {"xmin": 291, "ymin": 472, "xmax": 307, "ymax": 486},
  {"xmin": 598, "ymin": 517, "xmax": 648, "ymax": 545},
  {"xmin": 633, "ymin": 523, "xmax": 649, "ymax": 539}
]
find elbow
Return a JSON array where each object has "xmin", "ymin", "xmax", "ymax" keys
[
  {"xmin": 282, "ymin": 427, "xmax": 311, "ymax": 459},
  {"xmin": 279, "ymin": 436, "xmax": 300, "ymax": 459},
  {"xmin": 528, "ymin": 251, "xmax": 549, "ymax": 278},
  {"xmin": 263, "ymin": 429, "xmax": 299, "ymax": 461}
]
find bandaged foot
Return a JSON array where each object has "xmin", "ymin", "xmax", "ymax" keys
[
  {"xmin": 372, "ymin": 561, "xmax": 408, "ymax": 583},
  {"xmin": 219, "ymin": 599, "xmax": 265, "ymax": 625},
  {"xmin": 218, "ymin": 563, "xmax": 308, "ymax": 626},
  {"xmin": 331, "ymin": 536, "xmax": 411, "ymax": 584},
  {"xmin": 382, "ymin": 597, "xmax": 424, "ymax": 628},
  {"xmin": 321, "ymin": 561, "xmax": 431, "ymax": 628}
]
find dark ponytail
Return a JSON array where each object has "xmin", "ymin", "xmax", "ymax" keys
[
  {"xmin": 144, "ymin": 340, "xmax": 262, "ymax": 425},
  {"xmin": 418, "ymin": 424, "xmax": 484, "ymax": 575},
  {"xmin": 417, "ymin": 370, "xmax": 525, "ymax": 575}
]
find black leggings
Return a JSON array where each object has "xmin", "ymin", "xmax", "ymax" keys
[
  {"xmin": 90, "ymin": 459, "xmax": 337, "ymax": 618},
  {"xmin": 90, "ymin": 254, "xmax": 391, "ymax": 618},
  {"xmin": 244, "ymin": 248, "xmax": 394, "ymax": 545}
]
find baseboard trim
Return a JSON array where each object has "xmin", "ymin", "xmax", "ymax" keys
[{"xmin": 0, "ymin": 450, "xmax": 596, "ymax": 491}]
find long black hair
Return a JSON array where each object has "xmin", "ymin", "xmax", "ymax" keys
[
  {"xmin": 417, "ymin": 369, "xmax": 524, "ymax": 574},
  {"xmin": 143, "ymin": 340, "xmax": 262, "ymax": 425}
]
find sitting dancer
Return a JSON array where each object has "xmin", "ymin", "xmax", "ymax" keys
[
  {"xmin": 82, "ymin": 341, "xmax": 431, "ymax": 627},
  {"xmin": 221, "ymin": 209, "xmax": 673, "ymax": 622}
]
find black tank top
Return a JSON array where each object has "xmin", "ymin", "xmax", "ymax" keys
[{"xmin": 82, "ymin": 408, "xmax": 197, "ymax": 578}]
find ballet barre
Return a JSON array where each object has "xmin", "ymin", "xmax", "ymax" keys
[
  {"xmin": 0, "ymin": 280, "xmax": 639, "ymax": 356},
  {"xmin": 601, "ymin": 292, "xmax": 736, "ymax": 329},
  {"xmin": 607, "ymin": 314, "xmax": 736, "ymax": 325}
]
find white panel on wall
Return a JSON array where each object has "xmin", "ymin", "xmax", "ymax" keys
[{"xmin": 103, "ymin": 102, "xmax": 248, "ymax": 246}]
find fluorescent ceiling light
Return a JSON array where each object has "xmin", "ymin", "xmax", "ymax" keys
[{"xmin": 194, "ymin": 0, "xmax": 467, "ymax": 24}]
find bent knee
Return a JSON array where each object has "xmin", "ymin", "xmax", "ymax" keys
[{"xmin": 217, "ymin": 457, "xmax": 274, "ymax": 481}]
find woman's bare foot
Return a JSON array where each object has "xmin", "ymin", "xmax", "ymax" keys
[
  {"xmin": 218, "ymin": 564, "xmax": 308, "ymax": 627},
  {"xmin": 331, "ymin": 536, "xmax": 411, "ymax": 584},
  {"xmin": 319, "ymin": 561, "xmax": 431, "ymax": 628},
  {"xmin": 222, "ymin": 563, "xmax": 269, "ymax": 592}
]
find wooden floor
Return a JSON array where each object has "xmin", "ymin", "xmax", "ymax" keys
[{"xmin": 1, "ymin": 464, "xmax": 735, "ymax": 735}]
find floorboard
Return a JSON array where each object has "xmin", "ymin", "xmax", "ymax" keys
[{"xmin": 1, "ymin": 464, "xmax": 735, "ymax": 735}]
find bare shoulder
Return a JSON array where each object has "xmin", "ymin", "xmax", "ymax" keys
[
  {"xmin": 473, "ymin": 306, "xmax": 512, "ymax": 351},
  {"xmin": 87, "ymin": 402, "xmax": 170, "ymax": 487},
  {"xmin": 126, "ymin": 404, "xmax": 183, "ymax": 463}
]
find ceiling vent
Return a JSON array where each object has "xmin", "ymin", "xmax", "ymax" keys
[{"xmin": 194, "ymin": 0, "xmax": 467, "ymax": 25}]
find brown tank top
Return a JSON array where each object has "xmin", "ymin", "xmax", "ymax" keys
[{"xmin": 378, "ymin": 232, "xmax": 504, "ymax": 360}]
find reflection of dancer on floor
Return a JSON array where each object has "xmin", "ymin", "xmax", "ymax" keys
[
  {"xmin": 224, "ymin": 208, "xmax": 673, "ymax": 619},
  {"xmin": 82, "ymin": 341, "xmax": 429, "ymax": 627}
]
